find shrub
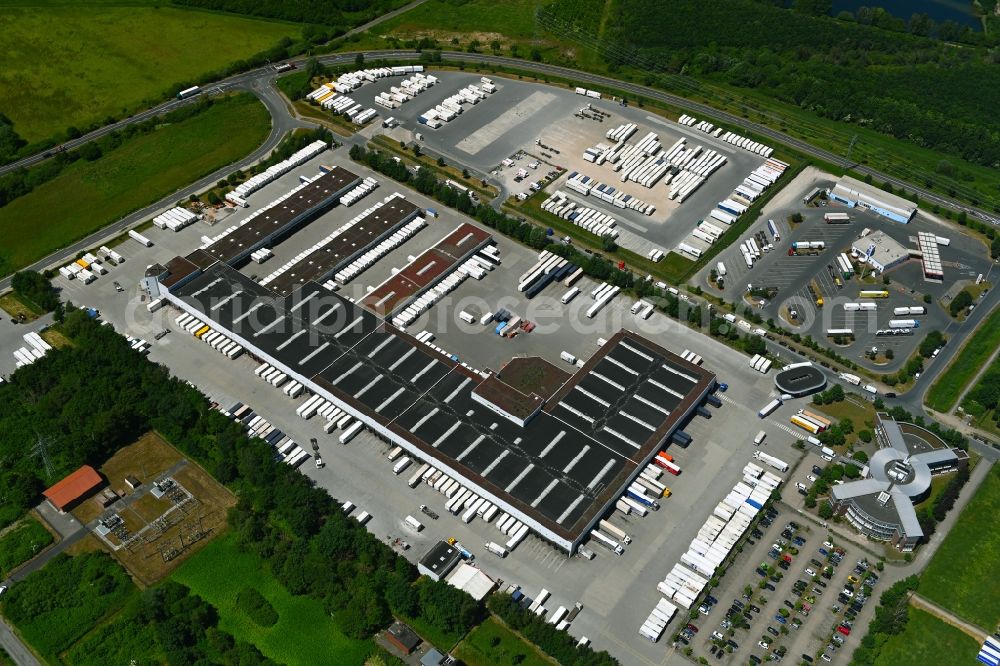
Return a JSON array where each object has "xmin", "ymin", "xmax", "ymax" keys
[{"xmin": 235, "ymin": 587, "xmax": 278, "ymax": 627}]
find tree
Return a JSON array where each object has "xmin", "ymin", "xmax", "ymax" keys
[
  {"xmin": 354, "ymin": 53, "xmax": 365, "ymax": 68},
  {"xmin": 11, "ymin": 270, "xmax": 58, "ymax": 311},
  {"xmin": 885, "ymin": 348, "xmax": 894, "ymax": 360},
  {"xmin": 818, "ymin": 503, "xmax": 834, "ymax": 519},
  {"xmin": 950, "ymin": 289, "xmax": 974, "ymax": 316},
  {"xmin": 305, "ymin": 57, "xmax": 325, "ymax": 79}
]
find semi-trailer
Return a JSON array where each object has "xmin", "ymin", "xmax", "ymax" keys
[
  {"xmin": 620, "ymin": 496, "xmax": 649, "ymax": 516},
  {"xmin": 340, "ymin": 421, "xmax": 363, "ymax": 444},
  {"xmin": 800, "ymin": 409, "xmax": 833, "ymax": 429},
  {"xmin": 894, "ymin": 306, "xmax": 926, "ymax": 316},
  {"xmin": 485, "ymin": 541, "xmax": 508, "ymax": 557},
  {"xmin": 859, "ymin": 290, "xmax": 889, "ymax": 298},
  {"xmin": 599, "ymin": 519, "xmax": 633, "ymax": 544},
  {"xmin": 752, "ymin": 450, "xmax": 789, "ymax": 472},
  {"xmin": 757, "ymin": 398, "xmax": 782, "ymax": 418},
  {"xmin": 590, "ymin": 530, "xmax": 624, "ymax": 555},
  {"xmin": 889, "ymin": 319, "xmax": 919, "ymax": 329},
  {"xmin": 790, "ymin": 415, "xmax": 821, "ymax": 435}
]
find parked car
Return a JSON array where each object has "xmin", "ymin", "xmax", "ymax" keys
[{"xmin": 767, "ymin": 626, "xmax": 779, "ymax": 637}]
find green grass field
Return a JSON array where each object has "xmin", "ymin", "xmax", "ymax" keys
[
  {"xmin": 453, "ymin": 617, "xmax": 550, "ymax": 666},
  {"xmin": 918, "ymin": 464, "xmax": 1000, "ymax": 631},
  {"xmin": 0, "ymin": 516, "xmax": 53, "ymax": 577},
  {"xmin": 874, "ymin": 608, "xmax": 980, "ymax": 666},
  {"xmin": 359, "ymin": 0, "xmax": 543, "ymax": 42},
  {"xmin": 926, "ymin": 305, "xmax": 1000, "ymax": 412},
  {"xmin": 0, "ymin": 1, "xmax": 296, "ymax": 142},
  {"xmin": 172, "ymin": 535, "xmax": 372, "ymax": 665},
  {"xmin": 0, "ymin": 93, "xmax": 269, "ymax": 274}
]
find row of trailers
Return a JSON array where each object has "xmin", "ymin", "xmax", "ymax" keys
[
  {"xmin": 375, "ymin": 72, "xmax": 439, "ymax": 110},
  {"xmin": 295, "ymin": 391, "xmax": 365, "ymax": 444},
  {"xmin": 596, "ymin": 455, "xmax": 678, "ymax": 561},
  {"xmin": 517, "ymin": 249, "xmax": 583, "ymax": 300},
  {"xmin": 414, "ymin": 463, "xmax": 531, "ymax": 554},
  {"xmin": 12, "ymin": 331, "xmax": 52, "ymax": 368},
  {"xmin": 391, "ymin": 248, "xmax": 497, "ymax": 330},
  {"xmin": 540, "ymin": 191, "xmax": 620, "ymax": 239},
  {"xmin": 219, "ymin": 401, "xmax": 310, "ymax": 468},
  {"xmin": 564, "ymin": 171, "xmax": 655, "ymax": 215},
  {"xmin": 642, "ymin": 460, "xmax": 782, "ymax": 642},
  {"xmin": 677, "ymin": 114, "xmax": 776, "ymax": 158},
  {"xmin": 790, "ymin": 409, "xmax": 833, "ymax": 436},
  {"xmin": 174, "ymin": 313, "xmax": 244, "ymax": 359},
  {"xmin": 254, "ymin": 362, "xmax": 305, "ymax": 398}
]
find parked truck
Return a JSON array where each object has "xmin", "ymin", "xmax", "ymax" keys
[
  {"xmin": 589, "ymin": 529, "xmax": 624, "ymax": 555},
  {"xmin": 752, "ymin": 450, "xmax": 789, "ymax": 472},
  {"xmin": 485, "ymin": 541, "xmax": 509, "ymax": 558},
  {"xmin": 598, "ymin": 519, "xmax": 632, "ymax": 545}
]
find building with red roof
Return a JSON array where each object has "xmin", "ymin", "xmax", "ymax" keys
[{"xmin": 43, "ymin": 465, "xmax": 104, "ymax": 511}]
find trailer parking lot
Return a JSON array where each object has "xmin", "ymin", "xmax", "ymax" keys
[{"xmin": 368, "ymin": 70, "xmax": 771, "ymax": 257}]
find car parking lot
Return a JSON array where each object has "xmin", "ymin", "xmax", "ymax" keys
[{"xmin": 687, "ymin": 509, "xmax": 882, "ymax": 665}]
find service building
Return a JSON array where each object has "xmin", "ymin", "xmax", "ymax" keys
[{"xmin": 829, "ymin": 176, "xmax": 917, "ymax": 223}]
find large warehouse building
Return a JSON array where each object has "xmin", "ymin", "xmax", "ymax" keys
[
  {"xmin": 828, "ymin": 176, "xmax": 917, "ymax": 223},
  {"xmin": 147, "ymin": 170, "xmax": 717, "ymax": 554}
]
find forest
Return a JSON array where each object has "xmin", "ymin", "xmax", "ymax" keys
[
  {"xmin": 0, "ymin": 553, "xmax": 271, "ymax": 665},
  {"xmin": 542, "ymin": 0, "xmax": 1000, "ymax": 197},
  {"xmin": 0, "ymin": 309, "xmax": 619, "ymax": 664}
]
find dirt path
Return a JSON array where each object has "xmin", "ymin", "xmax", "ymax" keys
[{"xmin": 909, "ymin": 591, "xmax": 990, "ymax": 643}]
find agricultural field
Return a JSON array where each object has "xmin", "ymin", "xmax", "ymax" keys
[
  {"xmin": 172, "ymin": 535, "xmax": 372, "ymax": 665},
  {"xmin": 919, "ymin": 464, "xmax": 1000, "ymax": 631},
  {"xmin": 453, "ymin": 617, "xmax": 550, "ymax": 666},
  {"xmin": 873, "ymin": 608, "xmax": 980, "ymax": 666},
  {"xmin": 0, "ymin": 93, "xmax": 269, "ymax": 275},
  {"xmin": 0, "ymin": 516, "xmax": 53, "ymax": 577},
  {"xmin": 927, "ymin": 305, "xmax": 1000, "ymax": 412},
  {"xmin": 0, "ymin": 0, "xmax": 297, "ymax": 143}
]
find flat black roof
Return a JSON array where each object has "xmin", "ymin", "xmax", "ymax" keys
[
  {"xmin": 774, "ymin": 365, "xmax": 827, "ymax": 396},
  {"xmin": 168, "ymin": 264, "xmax": 715, "ymax": 545},
  {"xmin": 201, "ymin": 166, "xmax": 360, "ymax": 265},
  {"xmin": 266, "ymin": 194, "xmax": 421, "ymax": 295}
]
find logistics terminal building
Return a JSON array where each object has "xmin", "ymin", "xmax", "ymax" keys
[
  {"xmin": 828, "ymin": 175, "xmax": 917, "ymax": 224},
  {"xmin": 148, "ymin": 169, "xmax": 716, "ymax": 554}
]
